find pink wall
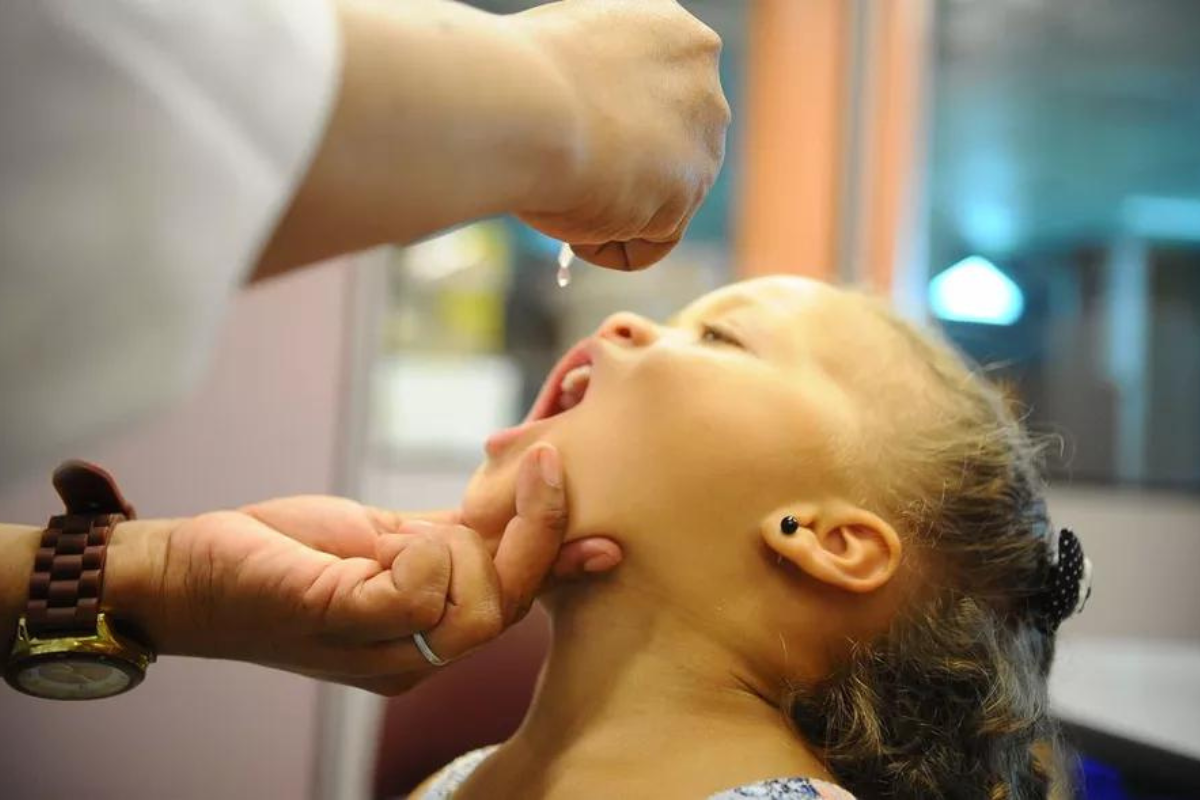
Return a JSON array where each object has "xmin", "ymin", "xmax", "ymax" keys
[{"xmin": 0, "ymin": 263, "xmax": 351, "ymax": 800}]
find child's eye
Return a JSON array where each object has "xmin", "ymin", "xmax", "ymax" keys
[{"xmin": 700, "ymin": 323, "xmax": 743, "ymax": 348}]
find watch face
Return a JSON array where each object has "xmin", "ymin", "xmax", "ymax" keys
[{"xmin": 15, "ymin": 655, "xmax": 139, "ymax": 700}]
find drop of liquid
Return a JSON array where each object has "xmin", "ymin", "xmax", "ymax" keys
[{"xmin": 556, "ymin": 243, "xmax": 573, "ymax": 288}]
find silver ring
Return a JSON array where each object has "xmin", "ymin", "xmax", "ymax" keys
[{"xmin": 412, "ymin": 631, "xmax": 448, "ymax": 667}]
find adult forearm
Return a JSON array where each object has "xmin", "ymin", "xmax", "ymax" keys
[
  {"xmin": 254, "ymin": 0, "xmax": 578, "ymax": 279},
  {"xmin": 1, "ymin": 526, "xmax": 40, "ymax": 654}
]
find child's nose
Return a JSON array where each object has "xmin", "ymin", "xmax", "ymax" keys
[{"xmin": 597, "ymin": 312, "xmax": 659, "ymax": 348}]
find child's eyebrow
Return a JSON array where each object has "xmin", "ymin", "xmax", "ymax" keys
[{"xmin": 670, "ymin": 293, "xmax": 757, "ymax": 327}]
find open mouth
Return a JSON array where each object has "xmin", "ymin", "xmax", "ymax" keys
[
  {"xmin": 485, "ymin": 339, "xmax": 597, "ymax": 456},
  {"xmin": 524, "ymin": 339, "xmax": 596, "ymax": 423}
]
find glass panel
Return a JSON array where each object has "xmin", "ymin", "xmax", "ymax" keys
[{"xmin": 926, "ymin": 0, "xmax": 1200, "ymax": 489}]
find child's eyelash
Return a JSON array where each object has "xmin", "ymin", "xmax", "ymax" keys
[{"xmin": 700, "ymin": 323, "xmax": 743, "ymax": 348}]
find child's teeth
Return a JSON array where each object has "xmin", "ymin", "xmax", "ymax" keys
[{"xmin": 560, "ymin": 365, "xmax": 591, "ymax": 395}]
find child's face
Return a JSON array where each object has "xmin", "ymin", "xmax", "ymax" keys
[{"xmin": 463, "ymin": 276, "xmax": 907, "ymax": 560}]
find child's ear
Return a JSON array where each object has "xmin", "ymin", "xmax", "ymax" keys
[{"xmin": 760, "ymin": 502, "xmax": 902, "ymax": 593}]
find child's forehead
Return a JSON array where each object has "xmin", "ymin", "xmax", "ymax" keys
[
  {"xmin": 673, "ymin": 277, "xmax": 921, "ymax": 383},
  {"xmin": 670, "ymin": 276, "xmax": 835, "ymax": 323}
]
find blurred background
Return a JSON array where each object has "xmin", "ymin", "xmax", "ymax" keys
[{"xmin": 1, "ymin": 0, "xmax": 1197, "ymax": 798}]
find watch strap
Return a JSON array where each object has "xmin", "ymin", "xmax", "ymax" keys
[
  {"xmin": 25, "ymin": 461, "xmax": 136, "ymax": 639},
  {"xmin": 53, "ymin": 459, "xmax": 134, "ymax": 518}
]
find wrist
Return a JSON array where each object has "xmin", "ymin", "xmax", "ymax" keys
[
  {"xmin": 331, "ymin": 0, "xmax": 585, "ymax": 225},
  {"xmin": 502, "ymin": 13, "xmax": 588, "ymax": 216},
  {"xmin": 105, "ymin": 519, "xmax": 180, "ymax": 654}
]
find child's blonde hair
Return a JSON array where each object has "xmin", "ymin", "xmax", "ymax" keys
[{"xmin": 789, "ymin": 299, "xmax": 1069, "ymax": 800}]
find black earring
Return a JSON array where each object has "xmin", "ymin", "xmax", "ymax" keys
[{"xmin": 780, "ymin": 516, "xmax": 800, "ymax": 535}]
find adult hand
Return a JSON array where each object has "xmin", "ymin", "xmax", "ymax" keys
[
  {"xmin": 512, "ymin": 0, "xmax": 730, "ymax": 270},
  {"xmin": 257, "ymin": 0, "xmax": 728, "ymax": 277},
  {"xmin": 104, "ymin": 445, "xmax": 618, "ymax": 694}
]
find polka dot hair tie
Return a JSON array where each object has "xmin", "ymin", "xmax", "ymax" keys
[{"xmin": 1032, "ymin": 528, "xmax": 1093, "ymax": 633}]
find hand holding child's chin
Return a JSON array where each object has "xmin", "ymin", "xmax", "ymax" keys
[{"xmin": 463, "ymin": 444, "xmax": 622, "ymax": 579}]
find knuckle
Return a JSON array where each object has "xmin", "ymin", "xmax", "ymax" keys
[
  {"xmin": 511, "ymin": 597, "xmax": 535, "ymax": 623},
  {"xmin": 702, "ymin": 26, "xmax": 723, "ymax": 54},
  {"xmin": 298, "ymin": 578, "xmax": 338, "ymax": 626},
  {"xmin": 402, "ymin": 587, "xmax": 446, "ymax": 631},
  {"xmin": 682, "ymin": 14, "xmax": 722, "ymax": 54},
  {"xmin": 648, "ymin": 216, "xmax": 677, "ymax": 242},
  {"xmin": 366, "ymin": 507, "xmax": 405, "ymax": 535},
  {"xmin": 534, "ymin": 500, "xmax": 569, "ymax": 536},
  {"xmin": 716, "ymin": 96, "xmax": 733, "ymax": 126},
  {"xmin": 451, "ymin": 524, "xmax": 484, "ymax": 549},
  {"xmin": 463, "ymin": 600, "xmax": 504, "ymax": 642}
]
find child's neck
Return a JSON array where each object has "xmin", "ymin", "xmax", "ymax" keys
[{"xmin": 455, "ymin": 578, "xmax": 834, "ymax": 800}]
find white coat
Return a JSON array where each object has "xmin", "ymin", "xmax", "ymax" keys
[{"xmin": 0, "ymin": 0, "xmax": 340, "ymax": 484}]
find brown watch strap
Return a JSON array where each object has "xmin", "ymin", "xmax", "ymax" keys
[{"xmin": 25, "ymin": 461, "xmax": 136, "ymax": 639}]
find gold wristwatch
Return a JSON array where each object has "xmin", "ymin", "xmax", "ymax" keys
[{"xmin": 5, "ymin": 461, "xmax": 155, "ymax": 700}]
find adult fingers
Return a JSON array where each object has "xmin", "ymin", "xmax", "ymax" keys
[
  {"xmin": 242, "ymin": 495, "xmax": 381, "ymax": 558},
  {"xmin": 317, "ymin": 532, "xmax": 451, "ymax": 641},
  {"xmin": 294, "ymin": 528, "xmax": 477, "ymax": 679},
  {"xmin": 570, "ymin": 237, "xmax": 680, "ymax": 271},
  {"xmin": 417, "ymin": 525, "xmax": 505, "ymax": 662},
  {"xmin": 552, "ymin": 537, "xmax": 623, "ymax": 579},
  {"xmin": 391, "ymin": 508, "xmax": 462, "ymax": 526},
  {"xmin": 492, "ymin": 445, "xmax": 569, "ymax": 624},
  {"xmin": 350, "ymin": 533, "xmax": 623, "ymax": 681}
]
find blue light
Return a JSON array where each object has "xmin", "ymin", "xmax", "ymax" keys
[{"xmin": 929, "ymin": 256, "xmax": 1025, "ymax": 326}]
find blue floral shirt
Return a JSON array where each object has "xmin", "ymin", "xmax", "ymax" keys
[{"xmin": 417, "ymin": 746, "xmax": 856, "ymax": 800}]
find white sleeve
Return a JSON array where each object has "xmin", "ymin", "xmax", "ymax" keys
[{"xmin": 0, "ymin": 0, "xmax": 340, "ymax": 485}]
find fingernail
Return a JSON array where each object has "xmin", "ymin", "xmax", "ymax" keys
[
  {"xmin": 583, "ymin": 553, "xmax": 619, "ymax": 573},
  {"xmin": 398, "ymin": 520, "xmax": 434, "ymax": 534},
  {"xmin": 538, "ymin": 447, "xmax": 563, "ymax": 488}
]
